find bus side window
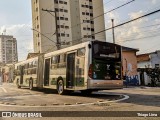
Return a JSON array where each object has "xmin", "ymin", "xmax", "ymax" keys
[
  {"xmin": 24, "ymin": 64, "xmax": 27, "ymax": 75},
  {"xmin": 51, "ymin": 56, "xmax": 59, "ymax": 69},
  {"xmin": 59, "ymin": 54, "xmax": 66, "ymax": 68},
  {"xmin": 77, "ymin": 48, "xmax": 85, "ymax": 56},
  {"xmin": 52, "ymin": 56, "xmax": 57, "ymax": 64},
  {"xmin": 32, "ymin": 60, "xmax": 37, "ymax": 74},
  {"xmin": 28, "ymin": 62, "xmax": 33, "ymax": 74}
]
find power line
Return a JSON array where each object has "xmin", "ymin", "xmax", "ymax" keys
[
  {"xmin": 70, "ymin": 9, "xmax": 160, "ymax": 44},
  {"xmin": 28, "ymin": 0, "xmax": 135, "ymax": 47},
  {"xmin": 93, "ymin": 8, "xmax": 160, "ymax": 37},
  {"xmin": 93, "ymin": 0, "xmax": 135, "ymax": 20},
  {"xmin": 140, "ymin": 42, "xmax": 160, "ymax": 53},
  {"xmin": 100, "ymin": 27, "xmax": 160, "ymax": 43},
  {"xmin": 115, "ymin": 27, "xmax": 160, "ymax": 41},
  {"xmin": 117, "ymin": 32, "xmax": 160, "ymax": 43},
  {"xmin": 31, "ymin": 28, "xmax": 57, "ymax": 45}
]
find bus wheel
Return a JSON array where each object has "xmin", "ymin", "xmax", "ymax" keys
[
  {"xmin": 29, "ymin": 79, "xmax": 33, "ymax": 90},
  {"xmin": 17, "ymin": 79, "xmax": 21, "ymax": 89},
  {"xmin": 57, "ymin": 80, "xmax": 64, "ymax": 95}
]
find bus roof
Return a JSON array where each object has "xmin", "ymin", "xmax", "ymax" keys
[
  {"xmin": 15, "ymin": 57, "xmax": 38, "ymax": 66},
  {"xmin": 44, "ymin": 41, "xmax": 91, "ymax": 58}
]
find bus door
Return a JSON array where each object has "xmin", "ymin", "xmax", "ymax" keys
[
  {"xmin": 37, "ymin": 54, "xmax": 44, "ymax": 88},
  {"xmin": 44, "ymin": 58, "xmax": 50, "ymax": 86},
  {"xmin": 66, "ymin": 52, "xmax": 76, "ymax": 88},
  {"xmin": 20, "ymin": 66, "xmax": 24, "ymax": 84}
]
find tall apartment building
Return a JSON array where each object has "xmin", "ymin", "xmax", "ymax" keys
[
  {"xmin": 32, "ymin": 0, "xmax": 106, "ymax": 53},
  {"xmin": 0, "ymin": 35, "xmax": 18, "ymax": 64}
]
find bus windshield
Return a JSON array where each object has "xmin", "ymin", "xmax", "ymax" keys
[
  {"xmin": 91, "ymin": 41, "xmax": 122, "ymax": 80},
  {"xmin": 92, "ymin": 41, "xmax": 121, "ymax": 61}
]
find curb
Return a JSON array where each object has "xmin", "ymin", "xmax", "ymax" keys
[{"xmin": 0, "ymin": 94, "xmax": 129, "ymax": 108}]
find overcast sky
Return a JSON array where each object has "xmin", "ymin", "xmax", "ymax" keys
[{"xmin": 0, "ymin": 0, "xmax": 160, "ymax": 61}]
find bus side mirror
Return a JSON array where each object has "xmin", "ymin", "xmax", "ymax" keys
[{"xmin": 88, "ymin": 44, "xmax": 91, "ymax": 49}]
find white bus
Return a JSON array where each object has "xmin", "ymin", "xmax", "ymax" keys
[{"xmin": 14, "ymin": 41, "xmax": 123, "ymax": 94}]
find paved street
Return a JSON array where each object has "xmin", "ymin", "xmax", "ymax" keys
[{"xmin": 0, "ymin": 83, "xmax": 159, "ymax": 120}]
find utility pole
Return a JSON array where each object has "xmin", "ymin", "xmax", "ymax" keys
[
  {"xmin": 42, "ymin": 8, "xmax": 60, "ymax": 50},
  {"xmin": 111, "ymin": 19, "xmax": 115, "ymax": 44}
]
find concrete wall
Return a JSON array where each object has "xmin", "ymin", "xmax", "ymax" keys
[
  {"xmin": 123, "ymin": 51, "xmax": 139, "ymax": 85},
  {"xmin": 138, "ymin": 61, "xmax": 152, "ymax": 68},
  {"xmin": 138, "ymin": 71, "xmax": 151, "ymax": 86}
]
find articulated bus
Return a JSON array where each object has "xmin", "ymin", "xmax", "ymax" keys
[{"xmin": 14, "ymin": 41, "xmax": 123, "ymax": 94}]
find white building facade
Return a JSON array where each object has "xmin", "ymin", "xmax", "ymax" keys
[
  {"xmin": 0, "ymin": 35, "xmax": 18, "ymax": 64},
  {"xmin": 31, "ymin": 0, "xmax": 106, "ymax": 53}
]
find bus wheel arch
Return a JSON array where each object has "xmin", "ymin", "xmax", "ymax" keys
[
  {"xmin": 57, "ymin": 77, "xmax": 64, "ymax": 95},
  {"xmin": 29, "ymin": 77, "xmax": 33, "ymax": 90}
]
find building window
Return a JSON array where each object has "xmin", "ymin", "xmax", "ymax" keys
[
  {"xmin": 66, "ymin": 34, "xmax": 69, "ymax": 37},
  {"xmin": 65, "ymin": 18, "xmax": 68, "ymax": 21},
  {"xmin": 89, "ymin": 6, "xmax": 93, "ymax": 9},
  {"xmin": 87, "ymin": 28, "xmax": 90, "ymax": 31},
  {"xmin": 90, "ymin": 13, "xmax": 93, "ymax": 17},
  {"xmin": 92, "ymin": 36, "xmax": 95, "ymax": 39},
  {"xmin": 86, "ymin": 12, "xmax": 90, "ymax": 16},
  {"xmin": 64, "ymin": 10, "xmax": 68, "ymax": 13},
  {"xmin": 65, "ymin": 26, "xmax": 69, "ymax": 29},
  {"xmin": 61, "ymin": 33, "xmax": 65, "ymax": 37},
  {"xmin": 55, "ymin": 8, "xmax": 59, "ymax": 12},
  {"xmin": 59, "ymin": 1, "xmax": 63, "ymax": 4},
  {"xmin": 60, "ymin": 17, "xmax": 64, "ymax": 20},
  {"xmin": 61, "ymin": 25, "xmax": 64, "ymax": 28},
  {"xmin": 91, "ymin": 21, "xmax": 94, "ymax": 24},
  {"xmin": 84, "ymin": 35, "xmax": 88, "ymax": 38},
  {"xmin": 54, "ymin": 0, "xmax": 58, "ymax": 4},
  {"xmin": 91, "ymin": 28, "xmax": 94, "ymax": 31},
  {"xmin": 36, "ymin": 7, "xmax": 38, "ymax": 12}
]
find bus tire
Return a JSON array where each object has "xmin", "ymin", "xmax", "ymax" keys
[
  {"xmin": 29, "ymin": 79, "xmax": 33, "ymax": 90},
  {"xmin": 57, "ymin": 79, "xmax": 64, "ymax": 95},
  {"xmin": 17, "ymin": 79, "xmax": 21, "ymax": 89}
]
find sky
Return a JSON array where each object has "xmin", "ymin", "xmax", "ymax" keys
[{"xmin": 0, "ymin": 0, "xmax": 160, "ymax": 61}]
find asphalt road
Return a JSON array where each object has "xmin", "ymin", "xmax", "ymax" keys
[{"xmin": 0, "ymin": 83, "xmax": 159, "ymax": 120}]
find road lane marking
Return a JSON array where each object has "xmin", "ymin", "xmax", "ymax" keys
[
  {"xmin": 0, "ymin": 93, "xmax": 129, "ymax": 108},
  {"xmin": 0, "ymin": 87, "xmax": 7, "ymax": 93}
]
